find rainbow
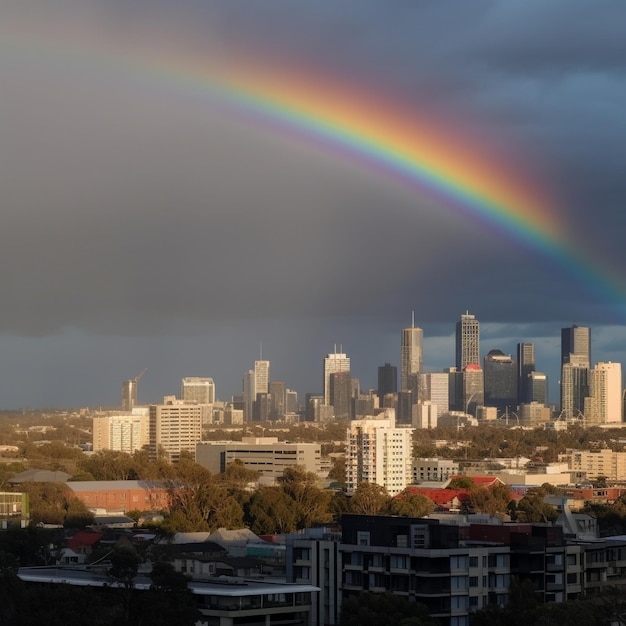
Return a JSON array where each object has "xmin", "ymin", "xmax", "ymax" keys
[{"xmin": 4, "ymin": 20, "xmax": 626, "ymax": 314}]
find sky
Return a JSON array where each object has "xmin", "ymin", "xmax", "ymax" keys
[{"xmin": 1, "ymin": 0, "xmax": 625, "ymax": 409}]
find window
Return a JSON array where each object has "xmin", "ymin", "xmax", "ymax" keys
[
  {"xmin": 357, "ymin": 532, "xmax": 370, "ymax": 546},
  {"xmin": 469, "ymin": 556, "xmax": 478, "ymax": 568},
  {"xmin": 469, "ymin": 577, "xmax": 478, "ymax": 587}
]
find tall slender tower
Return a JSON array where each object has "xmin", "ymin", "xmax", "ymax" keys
[
  {"xmin": 561, "ymin": 325, "xmax": 590, "ymax": 367},
  {"xmin": 456, "ymin": 311, "xmax": 480, "ymax": 370},
  {"xmin": 401, "ymin": 312, "xmax": 423, "ymax": 394},
  {"xmin": 517, "ymin": 343, "xmax": 535, "ymax": 405}
]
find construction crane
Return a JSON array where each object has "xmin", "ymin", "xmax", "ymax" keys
[{"xmin": 121, "ymin": 368, "xmax": 147, "ymax": 411}]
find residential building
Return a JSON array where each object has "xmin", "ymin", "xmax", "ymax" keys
[
  {"xmin": 584, "ymin": 361, "xmax": 622, "ymax": 425},
  {"xmin": 412, "ymin": 458, "xmax": 459, "ymax": 483},
  {"xmin": 345, "ymin": 417, "xmax": 413, "ymax": 496},
  {"xmin": 148, "ymin": 399, "xmax": 205, "ymax": 462},
  {"xmin": 559, "ymin": 448, "xmax": 626, "ymax": 481},
  {"xmin": 456, "ymin": 312, "xmax": 480, "ymax": 370},
  {"xmin": 92, "ymin": 410, "xmax": 150, "ymax": 454}
]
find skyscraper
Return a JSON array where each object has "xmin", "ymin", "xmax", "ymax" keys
[
  {"xmin": 181, "ymin": 377, "xmax": 215, "ymax": 404},
  {"xmin": 323, "ymin": 348, "xmax": 350, "ymax": 406},
  {"xmin": 401, "ymin": 315, "xmax": 423, "ymax": 394},
  {"xmin": 561, "ymin": 325, "xmax": 591, "ymax": 367},
  {"xmin": 329, "ymin": 371, "xmax": 352, "ymax": 419},
  {"xmin": 255, "ymin": 360, "xmax": 270, "ymax": 396},
  {"xmin": 528, "ymin": 371, "xmax": 548, "ymax": 406},
  {"xmin": 483, "ymin": 349, "xmax": 517, "ymax": 415},
  {"xmin": 517, "ymin": 343, "xmax": 535, "ymax": 404},
  {"xmin": 561, "ymin": 325, "xmax": 591, "ymax": 417},
  {"xmin": 456, "ymin": 312, "xmax": 480, "ymax": 370},
  {"xmin": 377, "ymin": 363, "xmax": 397, "ymax": 403}
]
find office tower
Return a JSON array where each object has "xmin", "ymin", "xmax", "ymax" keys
[
  {"xmin": 584, "ymin": 362, "xmax": 622, "ymax": 425},
  {"xmin": 483, "ymin": 349, "xmax": 517, "ymax": 415},
  {"xmin": 420, "ymin": 372, "xmax": 450, "ymax": 418},
  {"xmin": 323, "ymin": 348, "xmax": 350, "ymax": 405},
  {"xmin": 377, "ymin": 363, "xmax": 397, "ymax": 403},
  {"xmin": 345, "ymin": 417, "xmax": 414, "ymax": 496},
  {"xmin": 396, "ymin": 391, "xmax": 414, "ymax": 425},
  {"xmin": 286, "ymin": 389, "xmax": 298, "ymax": 414},
  {"xmin": 401, "ymin": 315, "xmax": 423, "ymax": 393},
  {"xmin": 561, "ymin": 355, "xmax": 589, "ymax": 420},
  {"xmin": 456, "ymin": 311, "xmax": 480, "ymax": 370},
  {"xmin": 446, "ymin": 367, "xmax": 464, "ymax": 412},
  {"xmin": 269, "ymin": 381, "xmax": 286, "ymax": 420},
  {"xmin": 181, "ymin": 377, "xmax": 215, "ymax": 404},
  {"xmin": 92, "ymin": 411, "xmax": 150, "ymax": 454},
  {"xmin": 255, "ymin": 360, "xmax": 270, "ymax": 396},
  {"xmin": 561, "ymin": 325, "xmax": 591, "ymax": 417},
  {"xmin": 253, "ymin": 392, "xmax": 271, "ymax": 421},
  {"xmin": 329, "ymin": 372, "xmax": 352, "ymax": 419},
  {"xmin": 517, "ymin": 343, "xmax": 535, "ymax": 404},
  {"xmin": 463, "ymin": 364, "xmax": 484, "ymax": 416},
  {"xmin": 527, "ymin": 371, "xmax": 548, "ymax": 406},
  {"xmin": 148, "ymin": 400, "xmax": 204, "ymax": 462},
  {"xmin": 561, "ymin": 325, "xmax": 591, "ymax": 367}
]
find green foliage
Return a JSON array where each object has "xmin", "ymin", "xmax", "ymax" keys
[
  {"xmin": 468, "ymin": 483, "xmax": 513, "ymax": 516},
  {"xmin": 514, "ymin": 484, "xmax": 560, "ymax": 523},
  {"xmin": 19, "ymin": 482, "xmax": 93, "ymax": 527},
  {"xmin": 349, "ymin": 483, "xmax": 391, "ymax": 515},
  {"xmin": 389, "ymin": 493, "xmax": 435, "ymax": 518}
]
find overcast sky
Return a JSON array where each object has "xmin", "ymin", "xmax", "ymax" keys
[{"xmin": 1, "ymin": 0, "xmax": 625, "ymax": 408}]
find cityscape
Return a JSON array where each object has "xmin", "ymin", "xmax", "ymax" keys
[{"xmin": 2, "ymin": 2, "xmax": 626, "ymax": 626}]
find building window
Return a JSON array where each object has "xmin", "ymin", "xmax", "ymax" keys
[{"xmin": 357, "ymin": 532, "xmax": 370, "ymax": 547}]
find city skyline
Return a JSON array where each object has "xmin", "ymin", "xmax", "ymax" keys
[{"xmin": 1, "ymin": 3, "xmax": 626, "ymax": 408}]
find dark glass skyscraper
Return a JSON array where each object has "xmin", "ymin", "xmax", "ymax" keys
[
  {"xmin": 517, "ymin": 342, "xmax": 535, "ymax": 404},
  {"xmin": 483, "ymin": 349, "xmax": 517, "ymax": 415},
  {"xmin": 377, "ymin": 363, "xmax": 397, "ymax": 404}
]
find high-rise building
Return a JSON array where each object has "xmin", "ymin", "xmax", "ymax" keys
[
  {"xmin": 377, "ymin": 363, "xmax": 397, "ymax": 403},
  {"xmin": 269, "ymin": 381, "xmax": 286, "ymax": 420},
  {"xmin": 517, "ymin": 343, "xmax": 535, "ymax": 404},
  {"xmin": 242, "ymin": 370, "xmax": 255, "ymax": 422},
  {"xmin": 584, "ymin": 362, "xmax": 622, "ymax": 425},
  {"xmin": 148, "ymin": 399, "xmax": 205, "ymax": 462},
  {"xmin": 561, "ymin": 354, "xmax": 589, "ymax": 420},
  {"xmin": 254, "ymin": 360, "xmax": 270, "ymax": 396},
  {"xmin": 456, "ymin": 312, "xmax": 480, "ymax": 370},
  {"xmin": 527, "ymin": 371, "xmax": 548, "ymax": 406},
  {"xmin": 561, "ymin": 325, "xmax": 591, "ymax": 417},
  {"xmin": 329, "ymin": 372, "xmax": 352, "ymax": 419},
  {"xmin": 323, "ymin": 349, "xmax": 350, "ymax": 406},
  {"xmin": 483, "ymin": 349, "xmax": 517, "ymax": 415},
  {"xmin": 181, "ymin": 377, "xmax": 215, "ymax": 404},
  {"xmin": 419, "ymin": 372, "xmax": 450, "ymax": 419},
  {"xmin": 345, "ymin": 417, "xmax": 414, "ymax": 496},
  {"xmin": 561, "ymin": 325, "xmax": 591, "ymax": 367},
  {"xmin": 463, "ymin": 364, "xmax": 484, "ymax": 416},
  {"xmin": 401, "ymin": 316, "xmax": 423, "ymax": 393},
  {"xmin": 92, "ymin": 411, "xmax": 150, "ymax": 454}
]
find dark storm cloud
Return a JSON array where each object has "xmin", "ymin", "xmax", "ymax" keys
[{"xmin": 0, "ymin": 0, "xmax": 625, "ymax": 406}]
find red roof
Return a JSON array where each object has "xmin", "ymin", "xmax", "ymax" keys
[
  {"xmin": 449, "ymin": 475, "xmax": 504, "ymax": 488},
  {"xmin": 67, "ymin": 530, "xmax": 104, "ymax": 552},
  {"xmin": 399, "ymin": 486, "xmax": 470, "ymax": 509}
]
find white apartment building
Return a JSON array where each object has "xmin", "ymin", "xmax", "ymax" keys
[
  {"xmin": 412, "ymin": 458, "xmax": 459, "ymax": 483},
  {"xmin": 148, "ymin": 400, "xmax": 205, "ymax": 462},
  {"xmin": 559, "ymin": 448, "xmax": 626, "ymax": 481},
  {"xmin": 92, "ymin": 410, "xmax": 150, "ymax": 454},
  {"xmin": 584, "ymin": 361, "xmax": 622, "ymax": 425},
  {"xmin": 346, "ymin": 417, "xmax": 414, "ymax": 496}
]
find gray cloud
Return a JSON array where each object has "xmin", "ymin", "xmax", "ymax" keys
[{"xmin": 0, "ymin": 0, "xmax": 625, "ymax": 406}]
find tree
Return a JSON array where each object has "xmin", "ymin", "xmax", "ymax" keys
[
  {"xmin": 468, "ymin": 483, "xmax": 513, "ymax": 516},
  {"xmin": 389, "ymin": 493, "xmax": 434, "ymax": 518},
  {"xmin": 349, "ymin": 483, "xmax": 391, "ymax": 515},
  {"xmin": 245, "ymin": 487, "xmax": 298, "ymax": 534},
  {"xmin": 514, "ymin": 484, "xmax": 559, "ymax": 523}
]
